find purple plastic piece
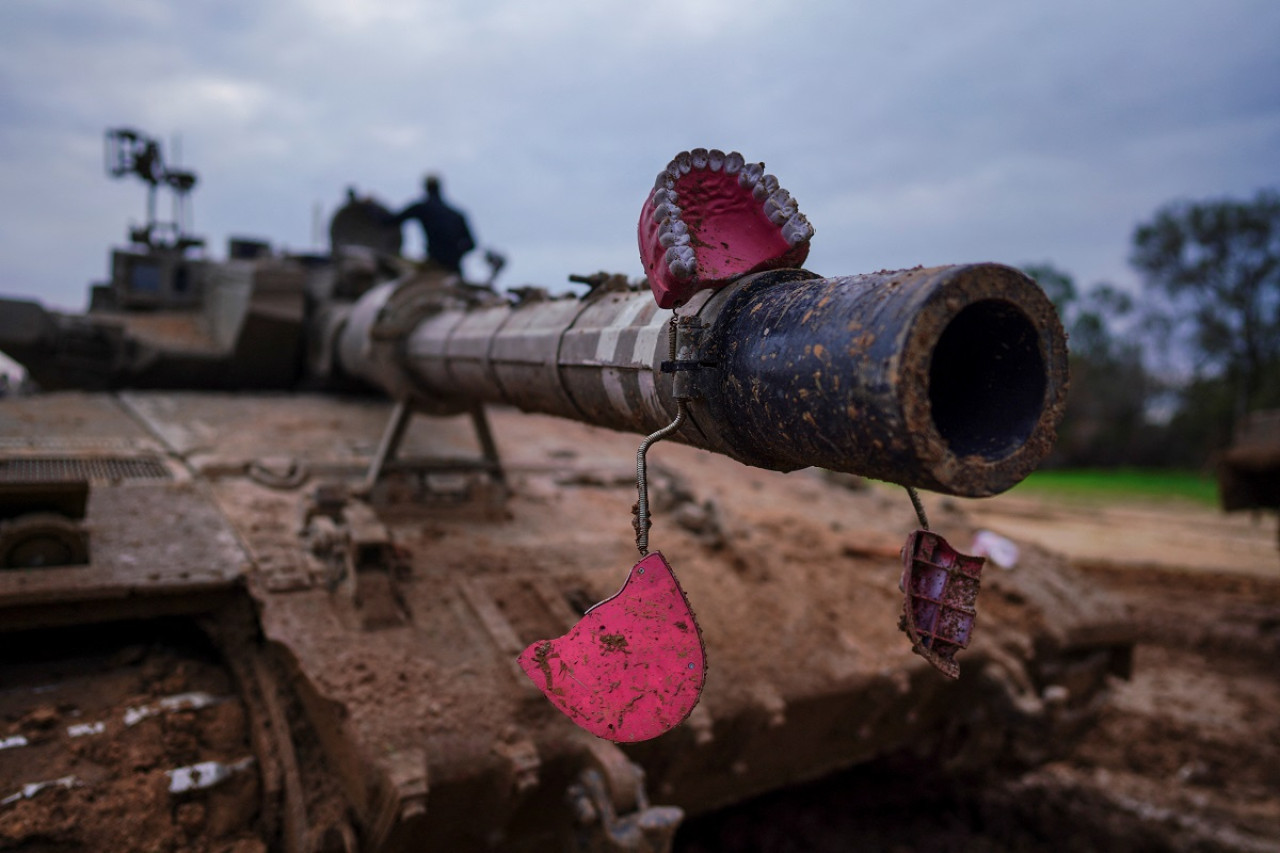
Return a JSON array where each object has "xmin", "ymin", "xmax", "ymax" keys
[
  {"xmin": 517, "ymin": 551, "xmax": 707, "ymax": 742},
  {"xmin": 898, "ymin": 530, "xmax": 985, "ymax": 679}
]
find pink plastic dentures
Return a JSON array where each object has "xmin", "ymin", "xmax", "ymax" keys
[
  {"xmin": 638, "ymin": 148, "xmax": 815, "ymax": 308},
  {"xmin": 898, "ymin": 531, "xmax": 985, "ymax": 679},
  {"xmin": 517, "ymin": 552, "xmax": 706, "ymax": 742}
]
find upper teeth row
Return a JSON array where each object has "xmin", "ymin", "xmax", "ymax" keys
[
  {"xmin": 652, "ymin": 149, "xmax": 747, "ymax": 190},
  {"xmin": 651, "ymin": 149, "xmax": 815, "ymax": 271}
]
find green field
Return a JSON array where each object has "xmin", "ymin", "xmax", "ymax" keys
[{"xmin": 1010, "ymin": 469, "xmax": 1220, "ymax": 507}]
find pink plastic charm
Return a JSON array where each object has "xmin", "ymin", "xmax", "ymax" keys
[
  {"xmin": 638, "ymin": 148, "xmax": 814, "ymax": 308},
  {"xmin": 517, "ymin": 551, "xmax": 706, "ymax": 742},
  {"xmin": 898, "ymin": 530, "xmax": 985, "ymax": 679}
]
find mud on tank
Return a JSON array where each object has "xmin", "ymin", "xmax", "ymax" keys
[{"xmin": 0, "ymin": 135, "xmax": 1134, "ymax": 852}]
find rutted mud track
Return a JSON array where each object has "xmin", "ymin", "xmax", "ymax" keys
[
  {"xmin": 0, "ymin": 620, "xmax": 267, "ymax": 852},
  {"xmin": 677, "ymin": 530, "xmax": 1280, "ymax": 852}
]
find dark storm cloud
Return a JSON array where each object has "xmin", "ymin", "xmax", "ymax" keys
[{"xmin": 0, "ymin": 0, "xmax": 1276, "ymax": 310}]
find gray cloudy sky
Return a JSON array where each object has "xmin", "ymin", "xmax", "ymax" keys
[{"xmin": 1, "ymin": 0, "xmax": 1277, "ymax": 311}]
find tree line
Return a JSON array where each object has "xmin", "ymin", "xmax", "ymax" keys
[{"xmin": 1026, "ymin": 188, "xmax": 1280, "ymax": 470}]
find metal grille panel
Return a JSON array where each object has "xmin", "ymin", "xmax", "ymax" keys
[{"xmin": 0, "ymin": 456, "xmax": 172, "ymax": 483}]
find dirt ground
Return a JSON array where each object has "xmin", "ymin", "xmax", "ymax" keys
[
  {"xmin": 3, "ymin": 388, "xmax": 1278, "ymax": 851},
  {"xmin": 677, "ymin": 489, "xmax": 1280, "ymax": 852},
  {"xmin": 0, "ymin": 620, "xmax": 265, "ymax": 853},
  {"xmin": 956, "ymin": 490, "xmax": 1277, "ymax": 577}
]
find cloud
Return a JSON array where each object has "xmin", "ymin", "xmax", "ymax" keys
[{"xmin": 1, "ymin": 0, "xmax": 1277, "ymax": 312}]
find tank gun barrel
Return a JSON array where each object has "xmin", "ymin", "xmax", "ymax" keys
[{"xmin": 336, "ymin": 263, "xmax": 1067, "ymax": 497}]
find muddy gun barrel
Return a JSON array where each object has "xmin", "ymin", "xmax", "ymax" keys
[{"xmin": 336, "ymin": 263, "xmax": 1067, "ymax": 497}]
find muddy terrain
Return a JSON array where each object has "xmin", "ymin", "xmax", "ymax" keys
[
  {"xmin": 1, "ymin": 402, "xmax": 1276, "ymax": 852},
  {"xmin": 678, "ymin": 492, "xmax": 1280, "ymax": 852}
]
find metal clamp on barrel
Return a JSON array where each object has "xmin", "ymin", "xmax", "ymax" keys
[{"xmin": 659, "ymin": 316, "xmax": 712, "ymax": 403}]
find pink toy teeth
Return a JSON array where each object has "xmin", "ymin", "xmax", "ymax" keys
[
  {"xmin": 898, "ymin": 530, "xmax": 985, "ymax": 679},
  {"xmin": 517, "ymin": 551, "xmax": 706, "ymax": 742},
  {"xmin": 638, "ymin": 148, "xmax": 815, "ymax": 308}
]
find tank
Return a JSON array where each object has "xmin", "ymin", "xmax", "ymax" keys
[
  {"xmin": 0, "ymin": 135, "xmax": 1133, "ymax": 852},
  {"xmin": 1217, "ymin": 408, "xmax": 1280, "ymax": 551}
]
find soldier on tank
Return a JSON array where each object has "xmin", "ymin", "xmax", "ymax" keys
[{"xmin": 393, "ymin": 174, "xmax": 476, "ymax": 273}]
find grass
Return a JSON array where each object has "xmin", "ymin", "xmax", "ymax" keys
[{"xmin": 1009, "ymin": 468, "xmax": 1220, "ymax": 507}]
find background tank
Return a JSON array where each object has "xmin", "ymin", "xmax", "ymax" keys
[
  {"xmin": 1217, "ymin": 408, "xmax": 1280, "ymax": 550},
  {"xmin": 0, "ymin": 133, "xmax": 1135, "ymax": 852},
  {"xmin": 0, "ymin": 129, "xmax": 503, "ymax": 394}
]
